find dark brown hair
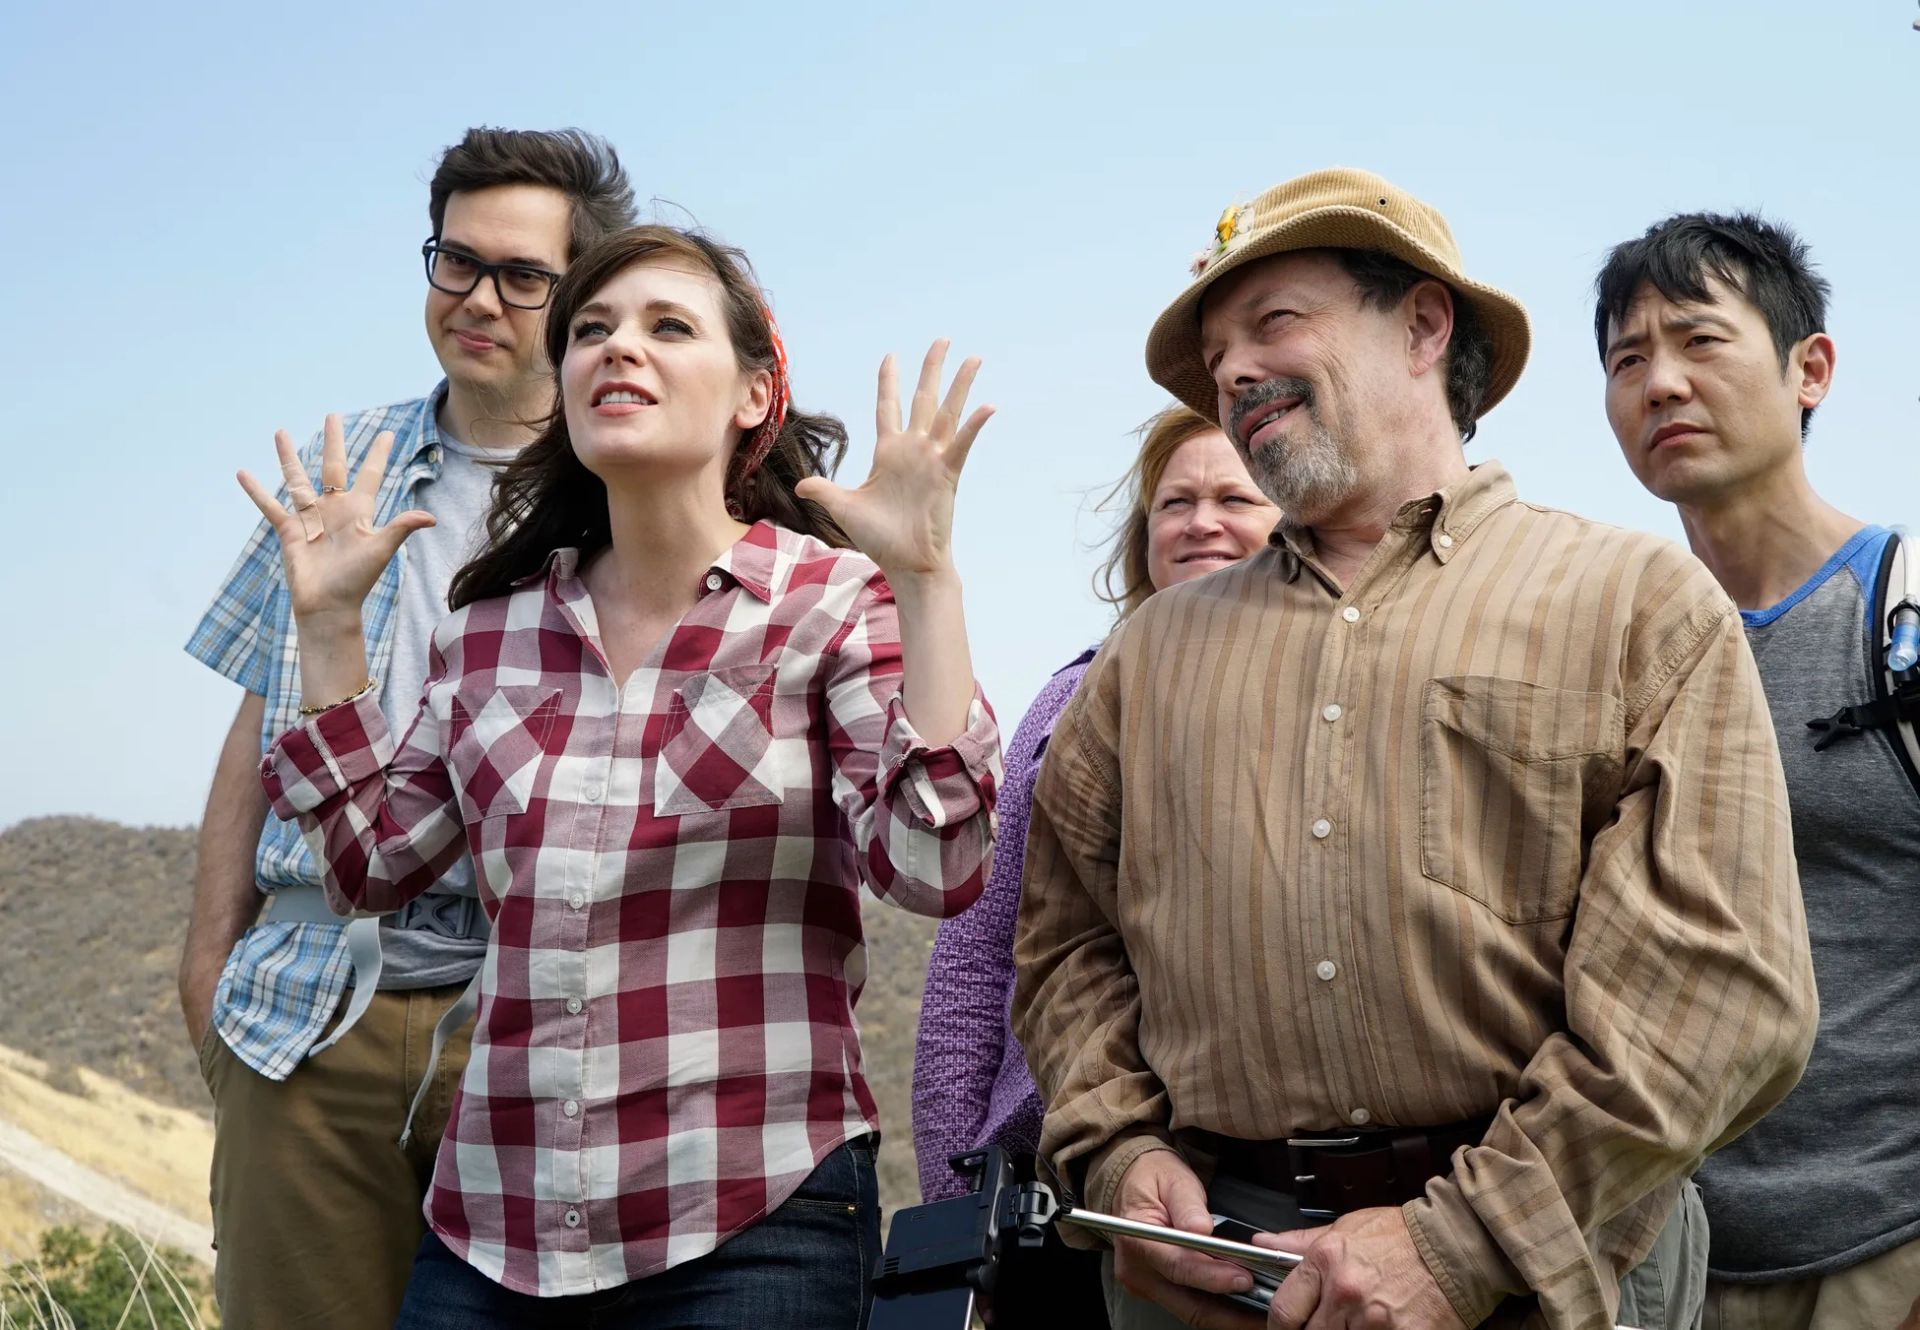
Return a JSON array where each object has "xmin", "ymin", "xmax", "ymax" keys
[
  {"xmin": 448, "ymin": 226, "xmax": 849, "ymax": 610},
  {"xmin": 428, "ymin": 127, "xmax": 636, "ymax": 262},
  {"xmin": 1338, "ymin": 249, "xmax": 1493, "ymax": 443},
  {"xmin": 1092, "ymin": 404, "xmax": 1222, "ymax": 618}
]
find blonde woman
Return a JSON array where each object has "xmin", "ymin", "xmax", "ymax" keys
[{"xmin": 910, "ymin": 405, "xmax": 1278, "ymax": 1324}]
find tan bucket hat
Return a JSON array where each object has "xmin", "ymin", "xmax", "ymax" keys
[{"xmin": 1145, "ymin": 167, "xmax": 1531, "ymax": 424}]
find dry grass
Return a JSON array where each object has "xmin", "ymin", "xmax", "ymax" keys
[
  {"xmin": 0, "ymin": 1226, "xmax": 215, "ymax": 1330},
  {"xmin": 0, "ymin": 1051, "xmax": 211, "ymax": 1231}
]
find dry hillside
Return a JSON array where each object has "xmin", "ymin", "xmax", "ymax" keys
[
  {"xmin": 0, "ymin": 818, "xmax": 204, "ymax": 1110},
  {"xmin": 0, "ymin": 816, "xmax": 941, "ymax": 1218}
]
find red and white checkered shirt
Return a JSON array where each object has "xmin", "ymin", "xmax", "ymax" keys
[{"xmin": 262, "ymin": 522, "xmax": 1001, "ymax": 1297}]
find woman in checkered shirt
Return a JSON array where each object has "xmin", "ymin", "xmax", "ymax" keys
[{"xmin": 239, "ymin": 225, "xmax": 1003, "ymax": 1327}]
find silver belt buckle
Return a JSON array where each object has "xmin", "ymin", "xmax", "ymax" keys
[{"xmin": 1285, "ymin": 1135, "xmax": 1363, "ymax": 1222}]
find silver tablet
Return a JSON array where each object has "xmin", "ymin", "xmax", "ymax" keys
[{"xmin": 1054, "ymin": 1207, "xmax": 1304, "ymax": 1277}]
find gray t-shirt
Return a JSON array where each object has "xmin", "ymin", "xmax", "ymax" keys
[
  {"xmin": 373, "ymin": 424, "xmax": 514, "ymax": 989},
  {"xmin": 1699, "ymin": 525, "xmax": 1920, "ymax": 1280}
]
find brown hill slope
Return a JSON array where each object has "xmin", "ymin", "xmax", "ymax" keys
[
  {"xmin": 0, "ymin": 818, "xmax": 205, "ymax": 1112},
  {"xmin": 0, "ymin": 817, "xmax": 941, "ymax": 1213}
]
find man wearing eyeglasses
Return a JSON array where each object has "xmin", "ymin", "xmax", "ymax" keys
[{"xmin": 180, "ymin": 126, "xmax": 635, "ymax": 1329}]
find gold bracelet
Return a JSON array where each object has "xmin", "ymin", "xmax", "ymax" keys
[{"xmin": 298, "ymin": 677, "xmax": 378, "ymax": 717}]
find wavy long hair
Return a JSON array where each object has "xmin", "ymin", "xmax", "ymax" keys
[
  {"xmin": 448, "ymin": 226, "xmax": 849, "ymax": 610},
  {"xmin": 1091, "ymin": 404, "xmax": 1222, "ymax": 619}
]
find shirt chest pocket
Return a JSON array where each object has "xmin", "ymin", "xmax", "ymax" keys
[
  {"xmin": 1419, "ymin": 675, "xmax": 1623, "ymax": 925},
  {"xmin": 448, "ymin": 685, "xmax": 564, "ymax": 822},
  {"xmin": 653, "ymin": 664, "xmax": 788, "ymax": 817}
]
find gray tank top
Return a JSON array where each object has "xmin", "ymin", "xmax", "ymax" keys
[{"xmin": 1699, "ymin": 526, "xmax": 1920, "ymax": 1280}]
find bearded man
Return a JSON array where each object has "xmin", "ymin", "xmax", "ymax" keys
[{"xmin": 1012, "ymin": 168, "xmax": 1817, "ymax": 1329}]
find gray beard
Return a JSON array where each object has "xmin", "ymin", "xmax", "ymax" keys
[{"xmin": 1233, "ymin": 381, "xmax": 1361, "ymax": 522}]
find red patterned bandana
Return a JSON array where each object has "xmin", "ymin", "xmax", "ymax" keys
[{"xmin": 733, "ymin": 303, "xmax": 791, "ymax": 487}]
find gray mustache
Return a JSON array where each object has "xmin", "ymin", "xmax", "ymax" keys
[{"xmin": 1227, "ymin": 377, "xmax": 1315, "ymax": 443}]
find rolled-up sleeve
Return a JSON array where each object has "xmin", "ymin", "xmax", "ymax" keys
[
  {"xmin": 825, "ymin": 582, "xmax": 1001, "ymax": 919},
  {"xmin": 1405, "ymin": 601, "xmax": 1818, "ymax": 1328},
  {"xmin": 261, "ymin": 650, "xmax": 467, "ymax": 916}
]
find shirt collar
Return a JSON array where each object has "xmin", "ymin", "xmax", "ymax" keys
[
  {"xmin": 394, "ymin": 381, "xmax": 451, "ymax": 472},
  {"xmin": 1268, "ymin": 460, "xmax": 1517, "ymax": 575},
  {"xmin": 704, "ymin": 522, "xmax": 779, "ymax": 602},
  {"xmin": 518, "ymin": 522, "xmax": 783, "ymax": 604},
  {"xmin": 1424, "ymin": 459, "xmax": 1516, "ymax": 563}
]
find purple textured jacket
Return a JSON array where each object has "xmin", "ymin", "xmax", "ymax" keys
[{"xmin": 912, "ymin": 649, "xmax": 1095, "ymax": 1201}]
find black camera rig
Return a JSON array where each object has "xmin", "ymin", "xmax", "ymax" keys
[
  {"xmin": 868, "ymin": 1146, "xmax": 1061, "ymax": 1328},
  {"xmin": 870, "ymin": 1145, "xmax": 1301, "ymax": 1326}
]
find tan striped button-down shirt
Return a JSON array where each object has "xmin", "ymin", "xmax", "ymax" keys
[{"xmin": 1013, "ymin": 462, "xmax": 1816, "ymax": 1328}]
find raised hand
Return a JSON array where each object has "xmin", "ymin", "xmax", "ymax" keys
[
  {"xmin": 794, "ymin": 339, "xmax": 992, "ymax": 580},
  {"xmin": 237, "ymin": 413, "xmax": 434, "ymax": 707},
  {"xmin": 237, "ymin": 413, "xmax": 435, "ymax": 624}
]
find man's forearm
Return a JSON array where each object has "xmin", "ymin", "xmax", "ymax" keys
[{"xmin": 179, "ymin": 691, "xmax": 270, "ymax": 1045}]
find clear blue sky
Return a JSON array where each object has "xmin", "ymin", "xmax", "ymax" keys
[{"xmin": 3, "ymin": 1, "xmax": 1917, "ymax": 828}]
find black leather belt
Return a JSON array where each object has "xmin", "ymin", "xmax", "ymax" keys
[{"xmin": 1183, "ymin": 1115, "xmax": 1493, "ymax": 1221}]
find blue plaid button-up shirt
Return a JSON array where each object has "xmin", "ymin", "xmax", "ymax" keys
[{"xmin": 185, "ymin": 388, "xmax": 455, "ymax": 1079}]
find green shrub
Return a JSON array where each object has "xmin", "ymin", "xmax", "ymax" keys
[{"xmin": 1, "ymin": 1225, "xmax": 212, "ymax": 1330}]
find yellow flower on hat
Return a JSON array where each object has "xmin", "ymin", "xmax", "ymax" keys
[
  {"xmin": 1215, "ymin": 204, "xmax": 1242, "ymax": 247},
  {"xmin": 1190, "ymin": 198, "xmax": 1253, "ymax": 276}
]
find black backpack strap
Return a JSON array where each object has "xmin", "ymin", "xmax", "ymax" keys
[
  {"xmin": 1873, "ymin": 532, "xmax": 1920, "ymax": 799},
  {"xmin": 1813, "ymin": 533, "xmax": 1920, "ymax": 795},
  {"xmin": 1808, "ymin": 680, "xmax": 1920, "ymax": 751}
]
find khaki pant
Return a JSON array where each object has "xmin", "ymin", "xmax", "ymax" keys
[
  {"xmin": 1102, "ymin": 1179, "xmax": 1708, "ymax": 1329},
  {"xmin": 1703, "ymin": 1235, "xmax": 1920, "ymax": 1330},
  {"xmin": 200, "ymin": 984, "xmax": 473, "ymax": 1330}
]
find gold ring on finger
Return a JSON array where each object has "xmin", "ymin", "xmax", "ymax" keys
[{"xmin": 319, "ymin": 485, "xmax": 347, "ymax": 494}]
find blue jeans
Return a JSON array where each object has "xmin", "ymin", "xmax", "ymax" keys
[{"xmin": 392, "ymin": 1136, "xmax": 881, "ymax": 1330}]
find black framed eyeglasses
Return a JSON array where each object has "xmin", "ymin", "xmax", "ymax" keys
[{"xmin": 421, "ymin": 240, "xmax": 562, "ymax": 310}]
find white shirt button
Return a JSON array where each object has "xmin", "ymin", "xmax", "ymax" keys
[
  {"xmin": 1311, "ymin": 818, "xmax": 1332, "ymax": 839},
  {"xmin": 1437, "ymin": 533, "xmax": 1454, "ymax": 549},
  {"xmin": 1350, "ymin": 1108, "xmax": 1371, "ymax": 1126},
  {"xmin": 569, "ymin": 893, "xmax": 585, "ymax": 910},
  {"xmin": 583, "ymin": 782, "xmax": 602, "ymax": 803},
  {"xmin": 704, "ymin": 572, "xmax": 723, "ymax": 591},
  {"xmin": 567, "ymin": 997, "xmax": 583, "ymax": 1015},
  {"xmin": 563, "ymin": 1099, "xmax": 579, "ymax": 1117},
  {"xmin": 564, "ymin": 1207, "xmax": 581, "ymax": 1227},
  {"xmin": 1322, "ymin": 703, "xmax": 1342, "ymax": 722},
  {"xmin": 1341, "ymin": 606, "xmax": 1361, "ymax": 623},
  {"xmin": 1315, "ymin": 959, "xmax": 1337, "ymax": 982}
]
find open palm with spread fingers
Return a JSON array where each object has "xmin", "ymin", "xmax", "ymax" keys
[
  {"xmin": 237, "ymin": 413, "xmax": 435, "ymax": 705},
  {"xmin": 237, "ymin": 413, "xmax": 435, "ymax": 622},
  {"xmin": 795, "ymin": 339, "xmax": 992, "ymax": 579}
]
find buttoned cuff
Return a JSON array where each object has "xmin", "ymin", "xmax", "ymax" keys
[
  {"xmin": 262, "ymin": 691, "xmax": 395, "ymax": 819},
  {"xmin": 877, "ymin": 689, "xmax": 1002, "ymax": 828},
  {"xmin": 1404, "ymin": 1179, "xmax": 1524, "ymax": 1327}
]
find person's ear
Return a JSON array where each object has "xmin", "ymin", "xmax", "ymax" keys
[
  {"xmin": 733, "ymin": 368, "xmax": 773, "ymax": 433},
  {"xmin": 1405, "ymin": 281, "xmax": 1455, "ymax": 381},
  {"xmin": 1794, "ymin": 332, "xmax": 1836, "ymax": 412}
]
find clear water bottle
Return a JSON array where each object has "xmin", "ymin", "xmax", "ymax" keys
[{"xmin": 1890, "ymin": 604, "xmax": 1920, "ymax": 673}]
